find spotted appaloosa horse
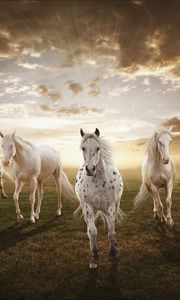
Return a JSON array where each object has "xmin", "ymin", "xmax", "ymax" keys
[{"xmin": 75, "ymin": 128, "xmax": 124, "ymax": 268}]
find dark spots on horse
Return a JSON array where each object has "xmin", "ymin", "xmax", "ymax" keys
[
  {"xmin": 114, "ymin": 178, "xmax": 116, "ymax": 182},
  {"xmin": 85, "ymin": 195, "xmax": 87, "ymax": 198},
  {"xmin": 110, "ymin": 180, "xmax": 113, "ymax": 183},
  {"xmin": 113, "ymin": 171, "xmax": 117, "ymax": 175},
  {"xmin": 87, "ymin": 184, "xmax": 89, "ymax": 188},
  {"xmin": 83, "ymin": 189, "xmax": 85, "ymax": 193},
  {"xmin": 80, "ymin": 179, "xmax": 83, "ymax": 183},
  {"xmin": 112, "ymin": 186, "xmax": 115, "ymax": 189},
  {"xmin": 102, "ymin": 181, "xmax": 106, "ymax": 188},
  {"xmin": 76, "ymin": 179, "xmax": 78, "ymax": 183}
]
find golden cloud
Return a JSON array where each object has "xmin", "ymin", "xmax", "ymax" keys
[
  {"xmin": 37, "ymin": 85, "xmax": 62, "ymax": 102},
  {"xmin": 65, "ymin": 80, "xmax": 83, "ymax": 95},
  {"xmin": 40, "ymin": 103, "xmax": 104, "ymax": 116},
  {"xmin": 161, "ymin": 116, "xmax": 180, "ymax": 132},
  {"xmin": 0, "ymin": 0, "xmax": 179, "ymax": 81}
]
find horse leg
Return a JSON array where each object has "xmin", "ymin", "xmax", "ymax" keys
[
  {"xmin": 165, "ymin": 180, "xmax": 174, "ymax": 227},
  {"xmin": 153, "ymin": 196, "xmax": 159, "ymax": 219},
  {"xmin": 53, "ymin": 167, "xmax": 62, "ymax": 216},
  {"xmin": 13, "ymin": 179, "xmax": 24, "ymax": 222},
  {"xmin": 84, "ymin": 205, "xmax": 100, "ymax": 268},
  {"xmin": 0, "ymin": 173, "xmax": 7, "ymax": 199},
  {"xmin": 29, "ymin": 177, "xmax": 37, "ymax": 223},
  {"xmin": 150, "ymin": 184, "xmax": 166, "ymax": 223},
  {"xmin": 35, "ymin": 180, "xmax": 43, "ymax": 220},
  {"xmin": 106, "ymin": 204, "xmax": 119, "ymax": 259}
]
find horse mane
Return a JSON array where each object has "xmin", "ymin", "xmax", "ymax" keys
[
  {"xmin": 14, "ymin": 136, "xmax": 35, "ymax": 150},
  {"xmin": 147, "ymin": 129, "xmax": 172, "ymax": 160},
  {"xmin": 80, "ymin": 133, "xmax": 113, "ymax": 165}
]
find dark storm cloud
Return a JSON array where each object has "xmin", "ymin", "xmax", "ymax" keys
[
  {"xmin": 65, "ymin": 80, "xmax": 83, "ymax": 95},
  {"xmin": 37, "ymin": 85, "xmax": 62, "ymax": 102},
  {"xmin": 161, "ymin": 116, "xmax": 180, "ymax": 132},
  {"xmin": 0, "ymin": 0, "xmax": 179, "ymax": 74}
]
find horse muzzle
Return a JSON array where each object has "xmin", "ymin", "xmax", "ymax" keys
[
  {"xmin": 86, "ymin": 165, "xmax": 96, "ymax": 176},
  {"xmin": 162, "ymin": 158, "xmax": 169, "ymax": 164},
  {"xmin": 3, "ymin": 160, "xmax": 10, "ymax": 167}
]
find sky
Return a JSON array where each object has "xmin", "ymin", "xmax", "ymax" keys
[{"xmin": 0, "ymin": 0, "xmax": 180, "ymax": 168}]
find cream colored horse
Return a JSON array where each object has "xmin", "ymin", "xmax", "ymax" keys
[
  {"xmin": 134, "ymin": 128, "xmax": 175, "ymax": 227},
  {"xmin": 0, "ymin": 132, "xmax": 75, "ymax": 223}
]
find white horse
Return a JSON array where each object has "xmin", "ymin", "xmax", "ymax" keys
[
  {"xmin": 134, "ymin": 128, "xmax": 176, "ymax": 227},
  {"xmin": 75, "ymin": 128, "xmax": 124, "ymax": 268},
  {"xmin": 0, "ymin": 131, "xmax": 75, "ymax": 223}
]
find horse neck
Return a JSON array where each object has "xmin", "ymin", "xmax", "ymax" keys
[{"xmin": 13, "ymin": 139, "xmax": 33, "ymax": 165}]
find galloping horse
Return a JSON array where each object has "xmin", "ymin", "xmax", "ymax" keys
[
  {"xmin": 0, "ymin": 131, "xmax": 75, "ymax": 223},
  {"xmin": 75, "ymin": 128, "xmax": 124, "ymax": 268},
  {"xmin": 134, "ymin": 128, "xmax": 175, "ymax": 227}
]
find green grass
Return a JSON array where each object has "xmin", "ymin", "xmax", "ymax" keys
[{"xmin": 0, "ymin": 168, "xmax": 180, "ymax": 300}]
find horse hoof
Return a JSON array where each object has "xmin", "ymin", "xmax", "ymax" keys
[
  {"xmin": 2, "ymin": 194, "xmax": 8, "ymax": 199},
  {"xmin": 56, "ymin": 210, "xmax": 62, "ymax": 216},
  {"xmin": 34, "ymin": 214, "xmax": 39, "ymax": 220},
  {"xmin": 109, "ymin": 248, "xmax": 119, "ymax": 259},
  {"xmin": 30, "ymin": 217, "xmax": 35, "ymax": 224},
  {"xmin": 90, "ymin": 263, "xmax": 97, "ymax": 269},
  {"xmin": 165, "ymin": 217, "xmax": 174, "ymax": 228},
  {"xmin": 17, "ymin": 215, "xmax": 24, "ymax": 222}
]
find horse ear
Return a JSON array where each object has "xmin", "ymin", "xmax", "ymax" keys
[
  {"xmin": 168, "ymin": 125, "xmax": 174, "ymax": 133},
  {"xmin": 94, "ymin": 128, "xmax": 100, "ymax": 137},
  {"xmin": 12, "ymin": 131, "xmax": 16, "ymax": 139},
  {"xmin": 80, "ymin": 128, "xmax": 85, "ymax": 137},
  {"xmin": 0, "ymin": 132, "xmax": 4, "ymax": 138}
]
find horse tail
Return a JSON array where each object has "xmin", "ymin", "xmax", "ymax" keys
[
  {"xmin": 134, "ymin": 183, "xmax": 149, "ymax": 209},
  {"xmin": 116, "ymin": 201, "xmax": 125, "ymax": 223},
  {"xmin": 2, "ymin": 170, "xmax": 14, "ymax": 185},
  {"xmin": 61, "ymin": 171, "xmax": 76, "ymax": 202}
]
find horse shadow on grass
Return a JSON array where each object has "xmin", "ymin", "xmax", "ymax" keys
[
  {"xmin": 0, "ymin": 216, "xmax": 60, "ymax": 253},
  {"xmin": 78, "ymin": 260, "xmax": 122, "ymax": 300},
  {"xmin": 153, "ymin": 222, "xmax": 180, "ymax": 263}
]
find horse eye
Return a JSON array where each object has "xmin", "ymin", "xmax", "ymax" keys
[
  {"xmin": 82, "ymin": 147, "xmax": 85, "ymax": 152},
  {"xmin": 97, "ymin": 147, "xmax": 100, "ymax": 152}
]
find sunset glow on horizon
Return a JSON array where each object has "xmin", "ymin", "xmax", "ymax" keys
[{"xmin": 0, "ymin": 0, "xmax": 180, "ymax": 168}]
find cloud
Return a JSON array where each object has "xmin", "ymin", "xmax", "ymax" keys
[
  {"xmin": 88, "ymin": 77, "xmax": 100, "ymax": 97},
  {"xmin": 65, "ymin": 80, "xmax": 83, "ymax": 95},
  {"xmin": 0, "ymin": 0, "xmax": 179, "ymax": 81},
  {"xmin": 40, "ymin": 103, "xmax": 104, "ymax": 116},
  {"xmin": 37, "ymin": 85, "xmax": 62, "ymax": 102},
  {"xmin": 161, "ymin": 116, "xmax": 180, "ymax": 132},
  {"xmin": 88, "ymin": 89, "xmax": 100, "ymax": 97}
]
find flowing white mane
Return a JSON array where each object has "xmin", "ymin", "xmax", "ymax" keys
[
  {"xmin": 80, "ymin": 133, "xmax": 113, "ymax": 165},
  {"xmin": 14, "ymin": 135, "xmax": 35, "ymax": 150},
  {"xmin": 147, "ymin": 129, "xmax": 172, "ymax": 160}
]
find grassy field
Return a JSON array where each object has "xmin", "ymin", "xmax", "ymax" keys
[{"xmin": 0, "ymin": 168, "xmax": 180, "ymax": 300}]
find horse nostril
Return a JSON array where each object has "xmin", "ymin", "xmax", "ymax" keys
[
  {"xmin": 85, "ymin": 165, "xmax": 89, "ymax": 173},
  {"xmin": 92, "ymin": 166, "xmax": 96, "ymax": 172}
]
